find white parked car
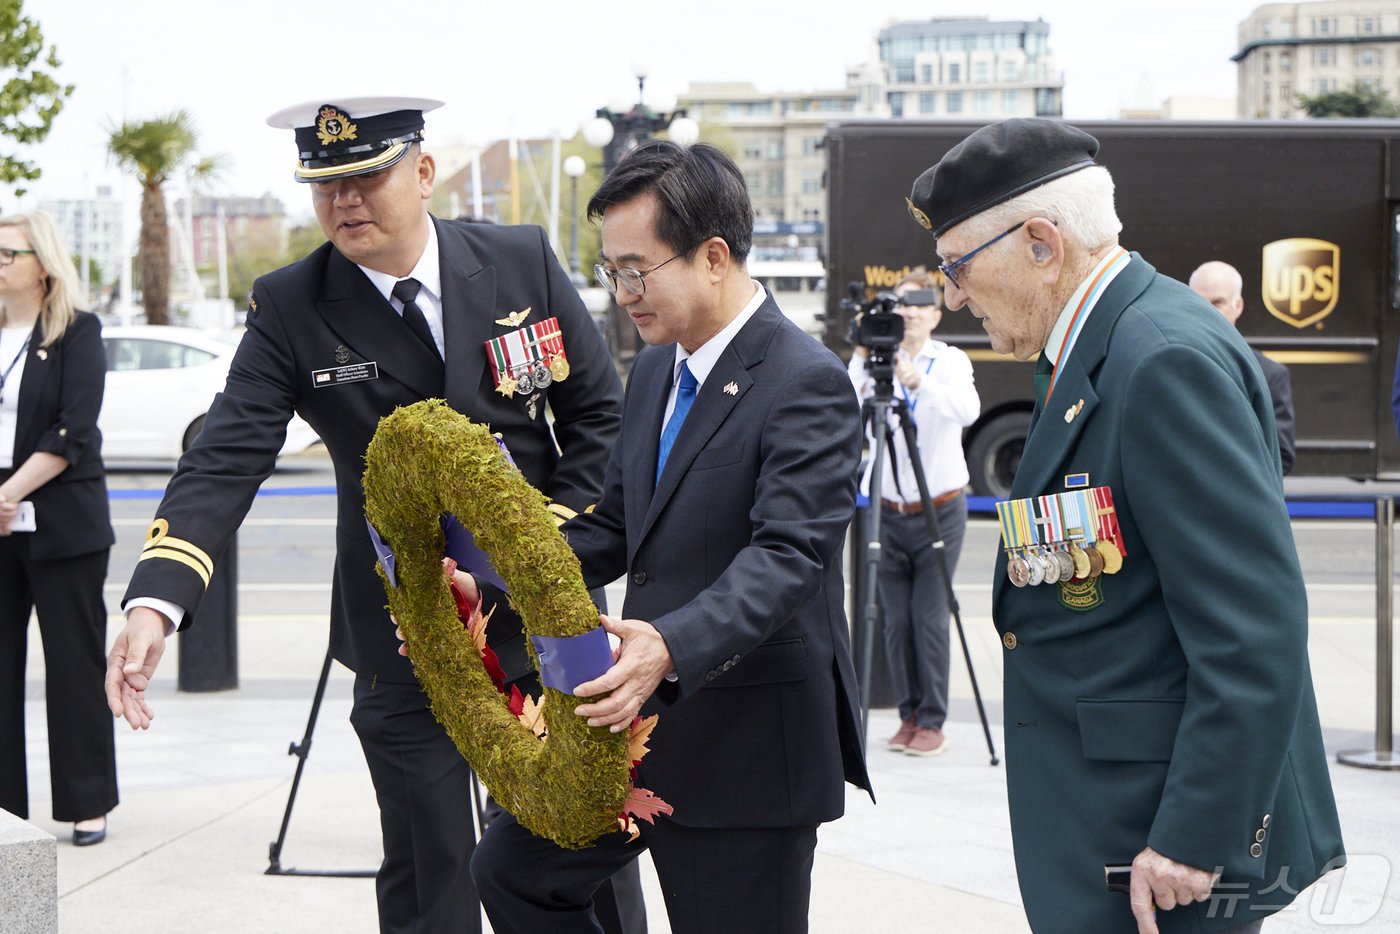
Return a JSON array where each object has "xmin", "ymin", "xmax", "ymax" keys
[{"xmin": 99, "ymin": 324, "xmax": 321, "ymax": 462}]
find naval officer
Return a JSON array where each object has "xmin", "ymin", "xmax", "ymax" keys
[{"xmin": 104, "ymin": 97, "xmax": 635, "ymax": 934}]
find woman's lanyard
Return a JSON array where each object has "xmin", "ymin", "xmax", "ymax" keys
[{"xmin": 0, "ymin": 333, "xmax": 32, "ymax": 406}]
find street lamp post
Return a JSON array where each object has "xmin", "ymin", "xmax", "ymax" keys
[
  {"xmin": 584, "ymin": 69, "xmax": 700, "ymax": 173},
  {"xmin": 581, "ymin": 69, "xmax": 700, "ymax": 364},
  {"xmin": 562, "ymin": 155, "xmax": 586, "ymax": 287}
]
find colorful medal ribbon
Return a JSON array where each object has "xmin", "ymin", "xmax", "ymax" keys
[{"xmin": 485, "ymin": 316, "xmax": 570, "ymax": 396}]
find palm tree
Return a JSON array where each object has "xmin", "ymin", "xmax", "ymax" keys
[{"xmin": 107, "ymin": 111, "xmax": 202, "ymax": 326}]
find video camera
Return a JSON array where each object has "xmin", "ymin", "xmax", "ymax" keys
[{"xmin": 840, "ymin": 283, "xmax": 938, "ymax": 359}]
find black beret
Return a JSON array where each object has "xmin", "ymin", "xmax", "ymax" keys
[
  {"xmin": 266, "ymin": 96, "xmax": 443, "ymax": 183},
  {"xmin": 907, "ymin": 118, "xmax": 1100, "ymax": 238}
]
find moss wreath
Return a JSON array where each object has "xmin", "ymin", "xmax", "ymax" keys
[{"xmin": 362, "ymin": 400, "xmax": 632, "ymax": 849}]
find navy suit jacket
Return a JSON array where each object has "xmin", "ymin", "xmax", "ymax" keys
[
  {"xmin": 1253, "ymin": 348, "xmax": 1295, "ymax": 475},
  {"xmin": 563, "ymin": 296, "xmax": 871, "ymax": 829},
  {"xmin": 993, "ymin": 257, "xmax": 1342, "ymax": 932},
  {"xmin": 8, "ymin": 311, "xmax": 114, "ymax": 560},
  {"xmin": 123, "ymin": 219, "xmax": 622, "ymax": 682}
]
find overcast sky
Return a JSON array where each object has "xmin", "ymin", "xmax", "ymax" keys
[{"xmin": 3, "ymin": 0, "xmax": 1263, "ymax": 221}]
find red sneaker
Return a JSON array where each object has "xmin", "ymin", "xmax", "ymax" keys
[
  {"xmin": 888, "ymin": 718, "xmax": 918, "ymax": 751},
  {"xmin": 904, "ymin": 727, "xmax": 949, "ymax": 757}
]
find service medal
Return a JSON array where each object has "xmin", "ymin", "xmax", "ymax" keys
[
  {"xmin": 515, "ymin": 369, "xmax": 536, "ymax": 394},
  {"xmin": 1040, "ymin": 550, "xmax": 1061, "ymax": 584},
  {"xmin": 1053, "ymin": 550, "xmax": 1076, "ymax": 581},
  {"xmin": 1026, "ymin": 553, "xmax": 1046, "ymax": 586},
  {"xmin": 531, "ymin": 360, "xmax": 553, "ymax": 389},
  {"xmin": 1095, "ymin": 539, "xmax": 1123, "ymax": 574},
  {"xmin": 1068, "ymin": 544, "xmax": 1092, "ymax": 580},
  {"xmin": 1008, "ymin": 556, "xmax": 1031, "ymax": 588},
  {"xmin": 550, "ymin": 354, "xmax": 570, "ymax": 381},
  {"xmin": 1086, "ymin": 546, "xmax": 1105, "ymax": 578}
]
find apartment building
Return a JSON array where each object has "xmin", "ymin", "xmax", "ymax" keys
[{"xmin": 1236, "ymin": 1, "xmax": 1400, "ymax": 117}]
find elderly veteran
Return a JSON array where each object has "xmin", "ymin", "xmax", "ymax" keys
[
  {"xmin": 103, "ymin": 97, "xmax": 639, "ymax": 934},
  {"xmin": 907, "ymin": 118, "xmax": 1343, "ymax": 934}
]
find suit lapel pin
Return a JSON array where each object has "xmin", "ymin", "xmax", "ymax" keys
[
  {"xmin": 495, "ymin": 307, "xmax": 532, "ymax": 327},
  {"xmin": 723, "ymin": 381, "xmax": 738, "ymax": 396},
  {"xmin": 36, "ymin": 348, "xmax": 47, "ymax": 361},
  {"xmin": 1064, "ymin": 398, "xmax": 1084, "ymax": 423}
]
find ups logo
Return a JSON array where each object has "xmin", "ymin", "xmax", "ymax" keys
[{"xmin": 1261, "ymin": 238, "xmax": 1339, "ymax": 329}]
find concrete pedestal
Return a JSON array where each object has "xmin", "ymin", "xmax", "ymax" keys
[{"xmin": 0, "ymin": 809, "xmax": 57, "ymax": 933}]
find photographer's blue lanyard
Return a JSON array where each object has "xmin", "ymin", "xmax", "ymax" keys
[
  {"xmin": 896, "ymin": 353, "xmax": 937, "ymax": 417},
  {"xmin": 0, "ymin": 333, "xmax": 32, "ymax": 406}
]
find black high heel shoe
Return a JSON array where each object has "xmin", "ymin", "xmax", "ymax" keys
[{"xmin": 73, "ymin": 816, "xmax": 107, "ymax": 847}]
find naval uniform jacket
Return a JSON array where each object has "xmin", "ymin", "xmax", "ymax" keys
[
  {"xmin": 6, "ymin": 311, "xmax": 114, "ymax": 560},
  {"xmin": 122, "ymin": 219, "xmax": 622, "ymax": 683},
  {"xmin": 992, "ymin": 256, "xmax": 1343, "ymax": 932},
  {"xmin": 563, "ymin": 298, "xmax": 872, "ymax": 828}
]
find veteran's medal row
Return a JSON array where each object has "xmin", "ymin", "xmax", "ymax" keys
[{"xmin": 996, "ymin": 487, "xmax": 1125, "ymax": 589}]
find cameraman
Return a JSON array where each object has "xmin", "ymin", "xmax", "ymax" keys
[{"xmin": 848, "ymin": 268, "xmax": 980, "ymax": 757}]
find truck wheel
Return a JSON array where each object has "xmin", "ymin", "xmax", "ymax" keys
[{"xmin": 967, "ymin": 411, "xmax": 1031, "ymax": 498}]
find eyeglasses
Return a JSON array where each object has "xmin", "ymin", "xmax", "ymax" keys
[
  {"xmin": 594, "ymin": 251, "xmax": 686, "ymax": 296},
  {"xmin": 938, "ymin": 220, "xmax": 1027, "ymax": 290},
  {"xmin": 0, "ymin": 249, "xmax": 36, "ymax": 267}
]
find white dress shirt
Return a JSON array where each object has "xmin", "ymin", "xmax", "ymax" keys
[{"xmin": 849, "ymin": 338, "xmax": 981, "ymax": 504}]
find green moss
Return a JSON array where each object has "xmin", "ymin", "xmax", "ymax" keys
[{"xmin": 363, "ymin": 400, "xmax": 629, "ymax": 848}]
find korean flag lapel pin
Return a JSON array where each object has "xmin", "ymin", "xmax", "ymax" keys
[{"xmin": 723, "ymin": 381, "xmax": 739, "ymax": 396}]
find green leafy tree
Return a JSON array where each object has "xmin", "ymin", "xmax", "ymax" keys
[
  {"xmin": 107, "ymin": 112, "xmax": 213, "ymax": 325},
  {"xmin": 0, "ymin": 0, "xmax": 73, "ymax": 195},
  {"xmin": 1297, "ymin": 81, "xmax": 1400, "ymax": 118}
]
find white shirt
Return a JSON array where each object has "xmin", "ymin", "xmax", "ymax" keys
[
  {"xmin": 849, "ymin": 338, "xmax": 981, "ymax": 503},
  {"xmin": 357, "ymin": 218, "xmax": 445, "ymax": 358},
  {"xmin": 661, "ymin": 281, "xmax": 766, "ymax": 430},
  {"xmin": 1040, "ymin": 246, "xmax": 1131, "ymax": 399},
  {"xmin": 0, "ymin": 325, "xmax": 33, "ymax": 470}
]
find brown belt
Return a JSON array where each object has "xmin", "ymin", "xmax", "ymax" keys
[{"xmin": 881, "ymin": 489, "xmax": 963, "ymax": 514}]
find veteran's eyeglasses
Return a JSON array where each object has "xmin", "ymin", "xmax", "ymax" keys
[
  {"xmin": 0, "ymin": 249, "xmax": 36, "ymax": 267},
  {"xmin": 594, "ymin": 251, "xmax": 686, "ymax": 297},
  {"xmin": 938, "ymin": 220, "xmax": 1028, "ymax": 290}
]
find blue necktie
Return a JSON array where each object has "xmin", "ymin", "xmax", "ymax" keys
[{"xmin": 656, "ymin": 360, "xmax": 698, "ymax": 483}]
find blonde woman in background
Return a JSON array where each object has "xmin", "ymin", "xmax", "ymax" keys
[{"xmin": 0, "ymin": 211, "xmax": 117, "ymax": 845}]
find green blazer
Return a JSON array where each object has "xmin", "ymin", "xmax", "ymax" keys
[{"xmin": 992, "ymin": 256, "xmax": 1344, "ymax": 933}]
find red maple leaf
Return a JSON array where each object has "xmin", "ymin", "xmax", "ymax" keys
[{"xmin": 621, "ymin": 787, "xmax": 674, "ymax": 826}]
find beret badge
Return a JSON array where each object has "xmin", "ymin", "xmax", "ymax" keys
[
  {"xmin": 316, "ymin": 105, "xmax": 359, "ymax": 147},
  {"xmin": 906, "ymin": 197, "xmax": 933, "ymax": 231}
]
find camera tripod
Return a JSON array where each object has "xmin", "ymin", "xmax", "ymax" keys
[
  {"xmin": 264, "ymin": 645, "xmax": 489, "ymax": 878},
  {"xmin": 857, "ymin": 360, "xmax": 999, "ymax": 766}
]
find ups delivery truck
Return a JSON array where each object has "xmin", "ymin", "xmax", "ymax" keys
[{"xmin": 824, "ymin": 119, "xmax": 1400, "ymax": 496}]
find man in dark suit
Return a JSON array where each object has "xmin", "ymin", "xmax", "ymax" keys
[
  {"xmin": 103, "ymin": 97, "xmax": 635, "ymax": 934},
  {"xmin": 466, "ymin": 140, "xmax": 871, "ymax": 934},
  {"xmin": 1189, "ymin": 261, "xmax": 1296, "ymax": 474},
  {"xmin": 907, "ymin": 119, "xmax": 1343, "ymax": 933}
]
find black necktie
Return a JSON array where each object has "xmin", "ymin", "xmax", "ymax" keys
[{"xmin": 392, "ymin": 277, "xmax": 439, "ymax": 356}]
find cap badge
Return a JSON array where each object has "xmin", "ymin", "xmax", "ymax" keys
[
  {"xmin": 335, "ymin": 345, "xmax": 351, "ymax": 365},
  {"xmin": 316, "ymin": 106, "xmax": 359, "ymax": 147},
  {"xmin": 906, "ymin": 197, "xmax": 933, "ymax": 231}
]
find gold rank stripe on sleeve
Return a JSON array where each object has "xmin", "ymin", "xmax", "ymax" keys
[
  {"xmin": 137, "ymin": 519, "xmax": 215, "ymax": 588},
  {"xmin": 545, "ymin": 501, "xmax": 596, "ymax": 528}
]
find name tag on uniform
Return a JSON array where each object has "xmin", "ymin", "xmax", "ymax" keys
[{"xmin": 312, "ymin": 362, "xmax": 380, "ymax": 388}]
